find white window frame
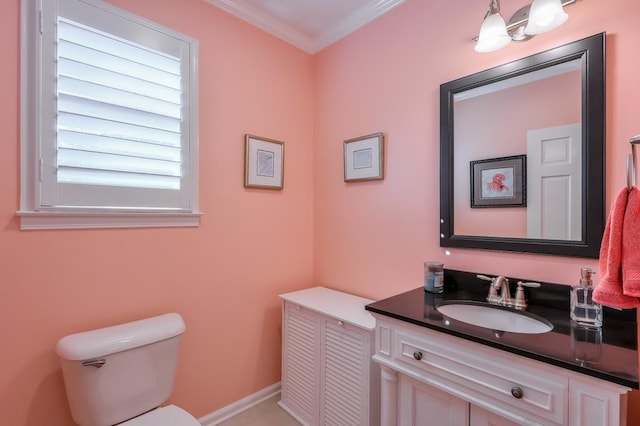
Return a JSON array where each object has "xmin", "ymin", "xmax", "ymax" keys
[{"xmin": 19, "ymin": 0, "xmax": 201, "ymax": 230}]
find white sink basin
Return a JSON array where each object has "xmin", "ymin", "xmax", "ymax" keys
[{"xmin": 436, "ymin": 301, "xmax": 553, "ymax": 334}]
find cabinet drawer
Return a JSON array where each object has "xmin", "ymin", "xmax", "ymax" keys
[{"xmin": 393, "ymin": 327, "xmax": 568, "ymax": 425}]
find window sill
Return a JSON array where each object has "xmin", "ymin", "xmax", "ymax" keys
[{"xmin": 16, "ymin": 210, "xmax": 202, "ymax": 230}]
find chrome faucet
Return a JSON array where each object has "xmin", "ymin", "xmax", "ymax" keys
[
  {"xmin": 477, "ymin": 274, "xmax": 541, "ymax": 309},
  {"xmin": 494, "ymin": 276, "xmax": 511, "ymax": 305},
  {"xmin": 477, "ymin": 274, "xmax": 509, "ymax": 305}
]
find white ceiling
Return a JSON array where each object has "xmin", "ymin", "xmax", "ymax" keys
[{"xmin": 205, "ymin": 0, "xmax": 407, "ymax": 54}]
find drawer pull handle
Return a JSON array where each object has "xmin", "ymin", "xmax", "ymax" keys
[
  {"xmin": 413, "ymin": 351, "xmax": 423, "ymax": 361},
  {"xmin": 337, "ymin": 321, "xmax": 344, "ymax": 327},
  {"xmin": 511, "ymin": 387, "xmax": 524, "ymax": 399}
]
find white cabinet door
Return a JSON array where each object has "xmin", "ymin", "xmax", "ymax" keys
[
  {"xmin": 320, "ymin": 318, "xmax": 372, "ymax": 426},
  {"xmin": 373, "ymin": 315, "xmax": 629, "ymax": 426},
  {"xmin": 280, "ymin": 288, "xmax": 378, "ymax": 426},
  {"xmin": 395, "ymin": 373, "xmax": 548, "ymax": 426},
  {"xmin": 397, "ymin": 374, "xmax": 469, "ymax": 426},
  {"xmin": 281, "ymin": 303, "xmax": 320, "ymax": 425},
  {"xmin": 569, "ymin": 376, "xmax": 628, "ymax": 426},
  {"xmin": 470, "ymin": 405, "xmax": 521, "ymax": 426}
]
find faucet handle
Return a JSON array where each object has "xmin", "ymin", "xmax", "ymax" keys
[
  {"xmin": 514, "ymin": 281, "xmax": 541, "ymax": 310},
  {"xmin": 477, "ymin": 274, "xmax": 494, "ymax": 282},
  {"xmin": 477, "ymin": 275, "xmax": 500, "ymax": 303}
]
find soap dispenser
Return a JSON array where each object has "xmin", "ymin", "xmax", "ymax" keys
[{"xmin": 570, "ymin": 267, "xmax": 602, "ymax": 327}]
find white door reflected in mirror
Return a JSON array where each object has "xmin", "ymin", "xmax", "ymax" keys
[{"xmin": 527, "ymin": 123, "xmax": 582, "ymax": 240}]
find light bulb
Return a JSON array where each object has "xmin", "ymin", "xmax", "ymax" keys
[
  {"xmin": 525, "ymin": 0, "xmax": 568, "ymax": 35},
  {"xmin": 475, "ymin": 13, "xmax": 511, "ymax": 53}
]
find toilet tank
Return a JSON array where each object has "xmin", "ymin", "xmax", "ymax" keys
[{"xmin": 56, "ymin": 313, "xmax": 186, "ymax": 426}]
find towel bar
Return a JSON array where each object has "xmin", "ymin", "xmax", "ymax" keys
[{"xmin": 627, "ymin": 135, "xmax": 640, "ymax": 191}]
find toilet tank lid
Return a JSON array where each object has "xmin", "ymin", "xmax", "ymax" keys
[{"xmin": 56, "ymin": 313, "xmax": 185, "ymax": 361}]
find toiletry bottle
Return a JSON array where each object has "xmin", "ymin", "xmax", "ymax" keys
[
  {"xmin": 570, "ymin": 267, "xmax": 602, "ymax": 327},
  {"xmin": 424, "ymin": 262, "xmax": 444, "ymax": 293}
]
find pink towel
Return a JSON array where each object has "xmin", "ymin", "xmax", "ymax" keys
[
  {"xmin": 622, "ymin": 187, "xmax": 640, "ymax": 297},
  {"xmin": 592, "ymin": 187, "xmax": 640, "ymax": 308}
]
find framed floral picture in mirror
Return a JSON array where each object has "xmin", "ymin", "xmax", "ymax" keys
[{"xmin": 470, "ymin": 154, "xmax": 526, "ymax": 208}]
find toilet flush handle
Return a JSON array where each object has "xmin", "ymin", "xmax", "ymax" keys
[{"xmin": 82, "ymin": 359, "xmax": 106, "ymax": 368}]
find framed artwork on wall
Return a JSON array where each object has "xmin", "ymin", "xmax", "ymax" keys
[
  {"xmin": 470, "ymin": 155, "xmax": 526, "ymax": 208},
  {"xmin": 244, "ymin": 134, "xmax": 284, "ymax": 190},
  {"xmin": 343, "ymin": 132, "xmax": 384, "ymax": 182}
]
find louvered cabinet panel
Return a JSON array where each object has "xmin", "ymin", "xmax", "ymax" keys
[
  {"xmin": 280, "ymin": 302, "xmax": 320, "ymax": 425},
  {"xmin": 279, "ymin": 287, "xmax": 379, "ymax": 426},
  {"xmin": 321, "ymin": 319, "xmax": 372, "ymax": 426}
]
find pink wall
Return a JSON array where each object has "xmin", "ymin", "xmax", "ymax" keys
[
  {"xmin": 313, "ymin": 0, "xmax": 640, "ymax": 296},
  {"xmin": 1, "ymin": 0, "xmax": 314, "ymax": 424},
  {"xmin": 313, "ymin": 0, "xmax": 640, "ymax": 420},
  {"xmin": 454, "ymin": 71, "xmax": 581, "ymax": 237},
  {"xmin": 4, "ymin": 0, "xmax": 640, "ymax": 424}
]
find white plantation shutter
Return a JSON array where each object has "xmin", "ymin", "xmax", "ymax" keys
[
  {"xmin": 30, "ymin": 0, "xmax": 199, "ymax": 216},
  {"xmin": 57, "ymin": 18, "xmax": 183, "ymax": 191}
]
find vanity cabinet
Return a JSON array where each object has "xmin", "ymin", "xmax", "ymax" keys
[
  {"xmin": 279, "ymin": 287, "xmax": 380, "ymax": 426},
  {"xmin": 470, "ymin": 406, "xmax": 521, "ymax": 426},
  {"xmin": 397, "ymin": 373, "xmax": 523, "ymax": 426},
  {"xmin": 373, "ymin": 314, "xmax": 630, "ymax": 426},
  {"xmin": 397, "ymin": 373, "xmax": 469, "ymax": 425}
]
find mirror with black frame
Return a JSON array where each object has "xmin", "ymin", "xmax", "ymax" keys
[{"xmin": 440, "ymin": 33, "xmax": 605, "ymax": 258}]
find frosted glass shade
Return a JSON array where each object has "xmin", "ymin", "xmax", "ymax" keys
[
  {"xmin": 475, "ymin": 13, "xmax": 511, "ymax": 53},
  {"xmin": 525, "ymin": 0, "xmax": 569, "ymax": 35}
]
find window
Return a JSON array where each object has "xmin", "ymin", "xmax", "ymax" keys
[{"xmin": 19, "ymin": 0, "xmax": 200, "ymax": 229}]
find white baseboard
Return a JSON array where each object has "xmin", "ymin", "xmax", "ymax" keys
[
  {"xmin": 277, "ymin": 400, "xmax": 309, "ymax": 426},
  {"xmin": 198, "ymin": 382, "xmax": 281, "ymax": 426}
]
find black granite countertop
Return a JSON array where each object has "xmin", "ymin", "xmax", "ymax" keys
[{"xmin": 365, "ymin": 269, "xmax": 639, "ymax": 389}]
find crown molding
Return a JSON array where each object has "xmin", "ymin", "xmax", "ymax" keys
[
  {"xmin": 314, "ymin": 0, "xmax": 406, "ymax": 53},
  {"xmin": 206, "ymin": 0, "xmax": 314, "ymax": 52},
  {"xmin": 205, "ymin": 0, "xmax": 406, "ymax": 54}
]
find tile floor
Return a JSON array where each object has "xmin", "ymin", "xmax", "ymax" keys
[{"xmin": 218, "ymin": 394, "xmax": 300, "ymax": 426}]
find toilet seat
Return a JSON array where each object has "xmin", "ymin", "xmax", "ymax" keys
[{"xmin": 119, "ymin": 405, "xmax": 200, "ymax": 426}]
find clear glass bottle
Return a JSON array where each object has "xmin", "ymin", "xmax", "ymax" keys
[{"xmin": 570, "ymin": 267, "xmax": 602, "ymax": 327}]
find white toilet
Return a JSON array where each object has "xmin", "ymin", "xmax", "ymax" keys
[{"xmin": 55, "ymin": 313, "xmax": 200, "ymax": 426}]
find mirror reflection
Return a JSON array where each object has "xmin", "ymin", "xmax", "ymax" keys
[
  {"xmin": 453, "ymin": 59, "xmax": 582, "ymax": 240},
  {"xmin": 439, "ymin": 33, "xmax": 605, "ymax": 258}
]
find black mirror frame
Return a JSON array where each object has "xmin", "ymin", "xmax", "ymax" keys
[{"xmin": 440, "ymin": 33, "xmax": 605, "ymax": 258}]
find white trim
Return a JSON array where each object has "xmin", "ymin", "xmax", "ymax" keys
[
  {"xmin": 315, "ymin": 0, "xmax": 407, "ymax": 53},
  {"xmin": 17, "ymin": 211, "xmax": 202, "ymax": 230},
  {"xmin": 20, "ymin": 0, "xmax": 40, "ymax": 213},
  {"xmin": 276, "ymin": 400, "xmax": 310, "ymax": 426},
  {"xmin": 205, "ymin": 0, "xmax": 406, "ymax": 54},
  {"xmin": 198, "ymin": 382, "xmax": 281, "ymax": 426},
  {"xmin": 19, "ymin": 0, "xmax": 200, "ymax": 229},
  {"xmin": 205, "ymin": 0, "xmax": 313, "ymax": 52}
]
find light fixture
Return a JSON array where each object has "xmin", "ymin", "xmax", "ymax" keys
[
  {"xmin": 525, "ymin": 0, "xmax": 569, "ymax": 35},
  {"xmin": 475, "ymin": 0, "xmax": 511, "ymax": 53},
  {"xmin": 474, "ymin": 0, "xmax": 575, "ymax": 53}
]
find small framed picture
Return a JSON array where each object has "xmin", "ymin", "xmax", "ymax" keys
[
  {"xmin": 470, "ymin": 155, "xmax": 526, "ymax": 208},
  {"xmin": 343, "ymin": 132, "xmax": 384, "ymax": 182},
  {"xmin": 244, "ymin": 134, "xmax": 284, "ymax": 190}
]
